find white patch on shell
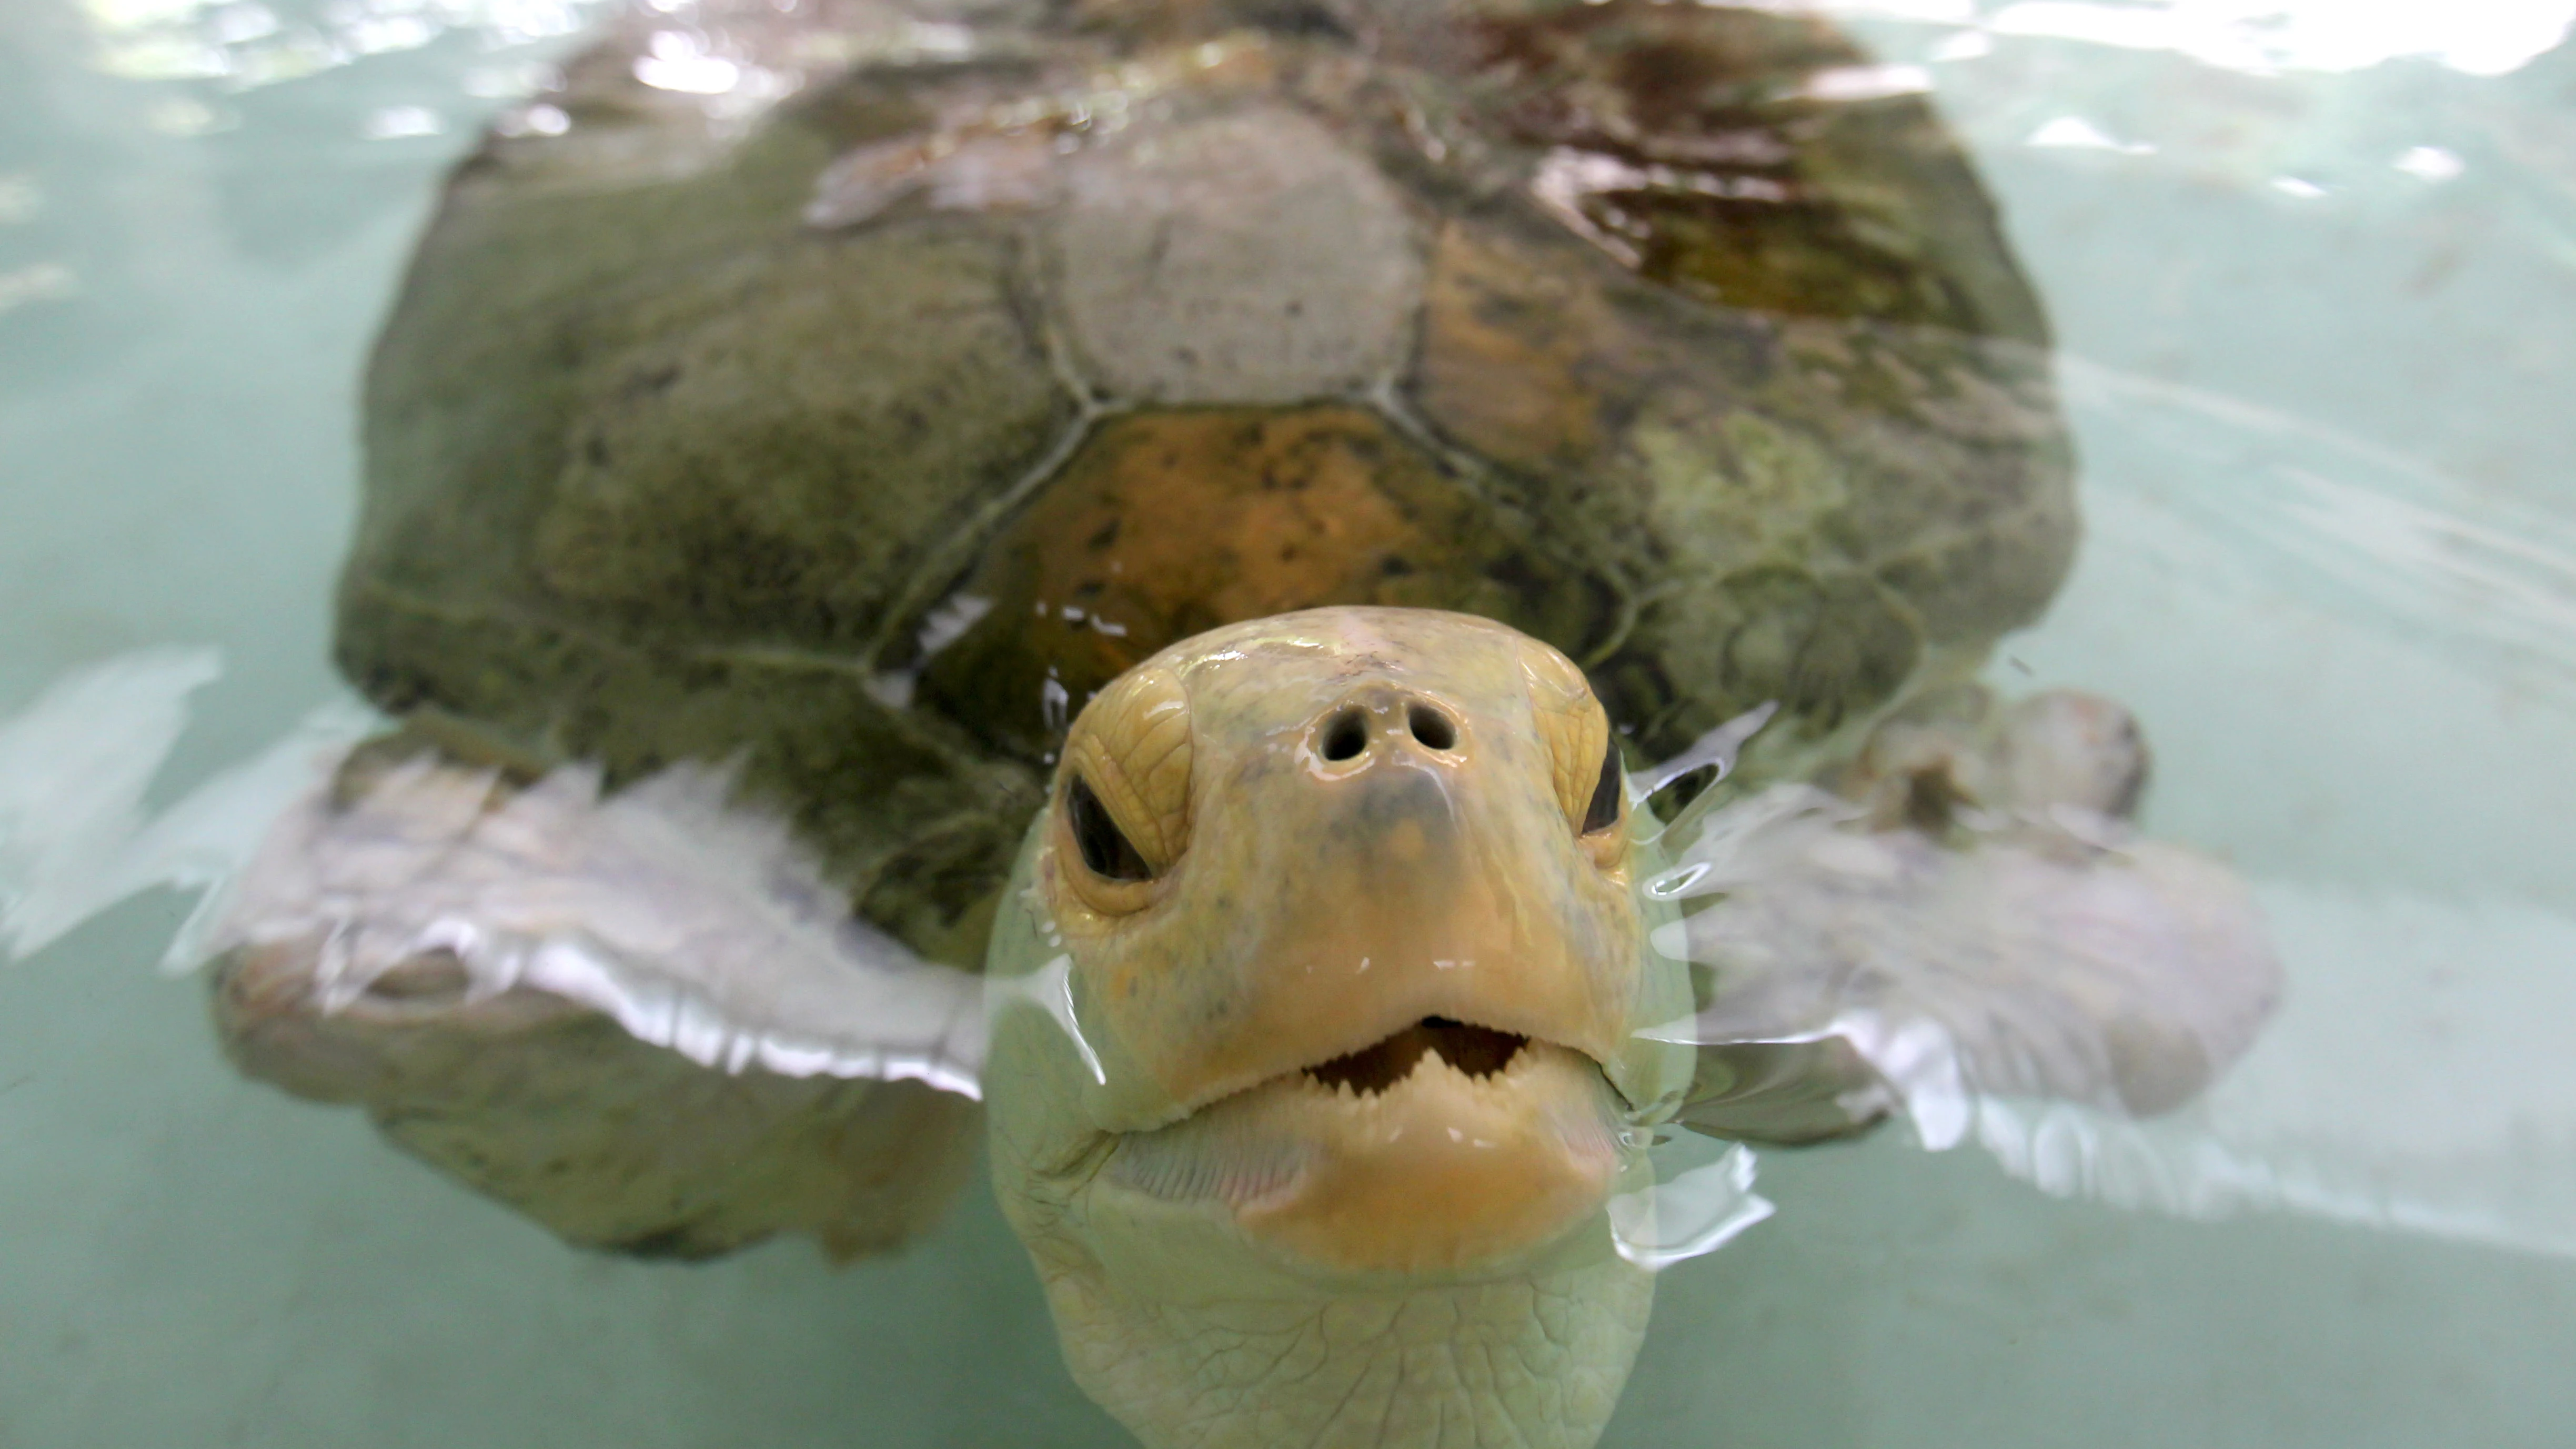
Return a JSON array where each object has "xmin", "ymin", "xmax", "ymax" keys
[{"xmin": 1051, "ymin": 105, "xmax": 1424, "ymax": 405}]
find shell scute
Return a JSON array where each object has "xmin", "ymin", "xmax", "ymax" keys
[
  {"xmin": 531, "ymin": 230, "xmax": 1076, "ymax": 650},
  {"xmin": 917, "ymin": 406, "xmax": 1604, "ymax": 761}
]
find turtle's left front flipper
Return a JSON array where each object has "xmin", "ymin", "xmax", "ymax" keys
[
  {"xmin": 205, "ymin": 737, "xmax": 988, "ymax": 1262},
  {"xmin": 1650, "ymin": 690, "xmax": 2282, "ymax": 1151}
]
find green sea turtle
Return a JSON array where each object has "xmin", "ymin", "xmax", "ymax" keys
[{"xmin": 184, "ymin": 1, "xmax": 2278, "ymax": 1445}]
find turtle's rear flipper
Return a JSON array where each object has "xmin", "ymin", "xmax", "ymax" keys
[{"xmin": 205, "ymin": 737, "xmax": 988, "ymax": 1262}]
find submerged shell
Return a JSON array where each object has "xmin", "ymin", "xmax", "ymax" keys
[{"xmin": 346, "ymin": 0, "xmax": 2072, "ymax": 964}]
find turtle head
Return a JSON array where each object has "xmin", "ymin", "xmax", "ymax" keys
[{"xmin": 983, "ymin": 607, "xmax": 1694, "ymax": 1440}]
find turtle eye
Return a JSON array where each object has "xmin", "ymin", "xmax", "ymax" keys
[
  {"xmin": 1068, "ymin": 775, "xmax": 1154, "ymax": 882},
  {"xmin": 1579, "ymin": 740, "xmax": 1623, "ymax": 835}
]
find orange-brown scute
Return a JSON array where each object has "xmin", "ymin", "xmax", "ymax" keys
[
  {"xmin": 918, "ymin": 409, "xmax": 1596, "ymax": 761},
  {"xmin": 1416, "ymin": 224, "xmax": 1639, "ymax": 474}
]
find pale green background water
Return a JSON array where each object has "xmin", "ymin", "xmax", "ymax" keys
[{"xmin": 5, "ymin": 2, "xmax": 2576, "ymax": 1445}]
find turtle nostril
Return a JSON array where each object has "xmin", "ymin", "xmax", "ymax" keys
[
  {"xmin": 1320, "ymin": 709, "xmax": 1368, "ymax": 762},
  {"xmin": 1405, "ymin": 703, "xmax": 1457, "ymax": 751}
]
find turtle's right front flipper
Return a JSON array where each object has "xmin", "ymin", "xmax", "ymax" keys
[
  {"xmin": 1653, "ymin": 688, "xmax": 2282, "ymax": 1148},
  {"xmin": 207, "ymin": 733, "xmax": 988, "ymax": 1262}
]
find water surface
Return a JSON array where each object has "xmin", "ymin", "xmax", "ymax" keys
[{"xmin": 5, "ymin": 2, "xmax": 2575, "ymax": 1445}]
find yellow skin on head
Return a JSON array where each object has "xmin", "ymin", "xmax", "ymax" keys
[{"xmin": 984, "ymin": 607, "xmax": 1697, "ymax": 1449}]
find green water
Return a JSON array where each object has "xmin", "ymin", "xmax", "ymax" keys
[{"xmin": 5, "ymin": 2, "xmax": 2575, "ymax": 1445}]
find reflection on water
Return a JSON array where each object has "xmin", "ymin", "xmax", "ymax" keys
[
  {"xmin": 1610, "ymin": 1133, "xmax": 1775, "ymax": 1271},
  {"xmin": 0, "ymin": 648, "xmax": 367, "ymax": 967},
  {"xmin": 83, "ymin": 0, "xmax": 602, "ymax": 88},
  {"xmin": 1830, "ymin": 0, "xmax": 2575, "ymax": 77},
  {"xmin": 2059, "ymin": 356, "xmax": 2576, "ymax": 702}
]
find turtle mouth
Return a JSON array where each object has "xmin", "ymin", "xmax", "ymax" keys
[
  {"xmin": 1300, "ymin": 1016, "xmax": 1529, "ymax": 1093},
  {"xmin": 1099, "ymin": 1019, "xmax": 1624, "ymax": 1273}
]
